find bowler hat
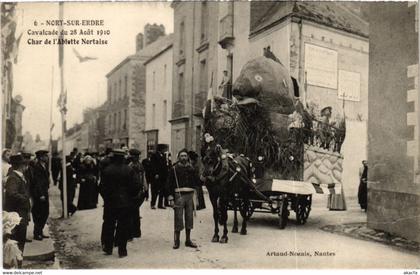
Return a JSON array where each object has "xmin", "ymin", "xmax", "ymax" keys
[
  {"xmin": 9, "ymin": 154, "xmax": 25, "ymax": 165},
  {"xmin": 112, "ymin": 149, "xmax": 126, "ymax": 156},
  {"xmin": 20, "ymin": 152, "xmax": 32, "ymax": 160},
  {"xmin": 129, "ymin": 149, "xmax": 141, "ymax": 156},
  {"xmin": 35, "ymin": 150, "xmax": 49, "ymax": 157}
]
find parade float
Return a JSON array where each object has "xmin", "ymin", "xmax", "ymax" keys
[{"xmin": 202, "ymin": 55, "xmax": 346, "ymax": 228}]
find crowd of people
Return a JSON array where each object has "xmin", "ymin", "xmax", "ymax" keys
[{"xmin": 2, "ymin": 144, "xmax": 207, "ymax": 263}]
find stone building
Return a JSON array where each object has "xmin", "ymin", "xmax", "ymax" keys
[
  {"xmin": 82, "ymin": 105, "xmax": 106, "ymax": 152},
  {"xmin": 144, "ymin": 34, "xmax": 173, "ymax": 152},
  {"xmin": 366, "ymin": 2, "xmax": 419, "ymax": 242},
  {"xmin": 104, "ymin": 24, "xmax": 168, "ymax": 154},
  {"xmin": 171, "ymin": 2, "xmax": 369, "ymax": 194}
]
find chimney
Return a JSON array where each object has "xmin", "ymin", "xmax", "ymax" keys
[
  {"xmin": 144, "ymin": 23, "xmax": 166, "ymax": 46},
  {"xmin": 136, "ymin": 33, "xmax": 144, "ymax": 52}
]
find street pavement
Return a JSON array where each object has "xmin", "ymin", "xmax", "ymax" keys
[{"xmin": 48, "ymin": 186, "xmax": 420, "ymax": 269}]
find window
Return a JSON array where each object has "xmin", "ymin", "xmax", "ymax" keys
[
  {"xmin": 153, "ymin": 71, "xmax": 156, "ymax": 91},
  {"xmin": 114, "ymin": 83, "xmax": 117, "ymax": 102},
  {"xmin": 178, "ymin": 73, "xmax": 184, "ymax": 101},
  {"xmin": 119, "ymin": 79, "xmax": 122, "ymax": 100},
  {"xmin": 124, "ymin": 75, "xmax": 128, "ymax": 97},
  {"xmin": 179, "ymin": 21, "xmax": 185, "ymax": 55},
  {"xmin": 108, "ymin": 115, "xmax": 112, "ymax": 133},
  {"xmin": 201, "ymin": 1, "xmax": 208, "ymax": 42},
  {"xmin": 113, "ymin": 113, "xmax": 117, "ymax": 131},
  {"xmin": 107, "ymin": 85, "xmax": 111, "ymax": 102},
  {"xmin": 152, "ymin": 104, "xmax": 156, "ymax": 128},
  {"xmin": 200, "ymin": 59, "xmax": 208, "ymax": 93},
  {"xmin": 123, "ymin": 109, "xmax": 127, "ymax": 130},
  {"xmin": 163, "ymin": 100, "xmax": 167, "ymax": 127},
  {"xmin": 163, "ymin": 64, "xmax": 167, "ymax": 88}
]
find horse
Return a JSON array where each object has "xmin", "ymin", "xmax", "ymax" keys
[{"xmin": 201, "ymin": 140, "xmax": 254, "ymax": 243}]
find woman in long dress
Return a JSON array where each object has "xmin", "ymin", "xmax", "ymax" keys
[
  {"xmin": 77, "ymin": 156, "xmax": 98, "ymax": 210},
  {"xmin": 358, "ymin": 160, "xmax": 368, "ymax": 211}
]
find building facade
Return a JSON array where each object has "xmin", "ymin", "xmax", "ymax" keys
[
  {"xmin": 144, "ymin": 34, "xmax": 173, "ymax": 152},
  {"xmin": 366, "ymin": 2, "xmax": 419, "ymax": 242},
  {"xmin": 104, "ymin": 24, "xmax": 169, "ymax": 154},
  {"xmin": 171, "ymin": 1, "xmax": 369, "ymax": 194}
]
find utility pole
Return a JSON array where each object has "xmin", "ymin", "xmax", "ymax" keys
[{"xmin": 58, "ymin": 2, "xmax": 68, "ymax": 218}]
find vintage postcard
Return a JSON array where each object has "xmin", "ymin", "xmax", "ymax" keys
[{"xmin": 1, "ymin": 1, "xmax": 419, "ymax": 271}]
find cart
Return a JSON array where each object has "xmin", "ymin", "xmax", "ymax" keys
[{"xmin": 228, "ymin": 179, "xmax": 316, "ymax": 229}]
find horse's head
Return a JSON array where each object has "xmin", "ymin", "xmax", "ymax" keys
[{"xmin": 201, "ymin": 135, "xmax": 224, "ymax": 179}]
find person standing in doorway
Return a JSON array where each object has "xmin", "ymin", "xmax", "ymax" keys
[{"xmin": 358, "ymin": 160, "xmax": 368, "ymax": 211}]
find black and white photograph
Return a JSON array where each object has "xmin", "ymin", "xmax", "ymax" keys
[{"xmin": 1, "ymin": 0, "xmax": 419, "ymax": 271}]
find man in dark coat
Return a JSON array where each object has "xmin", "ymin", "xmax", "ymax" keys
[
  {"xmin": 99, "ymin": 149, "xmax": 139, "ymax": 257},
  {"xmin": 166, "ymin": 149, "xmax": 199, "ymax": 249},
  {"xmin": 128, "ymin": 149, "xmax": 147, "ymax": 239},
  {"xmin": 150, "ymin": 147, "xmax": 168, "ymax": 209},
  {"xmin": 141, "ymin": 150, "xmax": 153, "ymax": 201},
  {"xmin": 30, "ymin": 150, "xmax": 50, "ymax": 240},
  {"xmin": 4, "ymin": 154, "xmax": 31, "ymax": 263}
]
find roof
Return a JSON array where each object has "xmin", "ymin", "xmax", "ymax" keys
[
  {"xmin": 106, "ymin": 54, "xmax": 141, "ymax": 78},
  {"xmin": 106, "ymin": 34, "xmax": 174, "ymax": 77},
  {"xmin": 144, "ymin": 33, "xmax": 174, "ymax": 65},
  {"xmin": 250, "ymin": 2, "xmax": 369, "ymax": 38}
]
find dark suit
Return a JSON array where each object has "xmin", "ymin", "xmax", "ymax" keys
[
  {"xmin": 128, "ymin": 161, "xmax": 144, "ymax": 238},
  {"xmin": 150, "ymin": 152, "xmax": 167, "ymax": 208},
  {"xmin": 30, "ymin": 162, "xmax": 50, "ymax": 237},
  {"xmin": 100, "ymin": 160, "xmax": 139, "ymax": 254},
  {"xmin": 4, "ymin": 170, "xmax": 31, "ymax": 252}
]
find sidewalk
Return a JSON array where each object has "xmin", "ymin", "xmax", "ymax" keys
[{"xmin": 23, "ymin": 221, "xmax": 55, "ymax": 261}]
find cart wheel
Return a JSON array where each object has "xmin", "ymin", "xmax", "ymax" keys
[
  {"xmin": 278, "ymin": 199, "xmax": 289, "ymax": 229},
  {"xmin": 296, "ymin": 195, "xmax": 312, "ymax": 225},
  {"xmin": 241, "ymin": 201, "xmax": 254, "ymax": 219}
]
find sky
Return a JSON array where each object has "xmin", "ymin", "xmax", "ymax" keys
[{"xmin": 13, "ymin": 2, "xmax": 173, "ymax": 141}]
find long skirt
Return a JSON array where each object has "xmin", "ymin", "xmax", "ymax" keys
[
  {"xmin": 358, "ymin": 179, "xmax": 368, "ymax": 210},
  {"xmin": 78, "ymin": 179, "xmax": 97, "ymax": 210},
  {"xmin": 327, "ymin": 185, "xmax": 347, "ymax": 211}
]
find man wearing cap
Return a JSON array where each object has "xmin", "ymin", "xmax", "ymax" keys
[
  {"xmin": 30, "ymin": 150, "xmax": 50, "ymax": 240},
  {"xmin": 166, "ymin": 148, "xmax": 199, "ymax": 249},
  {"xmin": 128, "ymin": 149, "xmax": 147, "ymax": 239},
  {"xmin": 4, "ymin": 154, "xmax": 31, "ymax": 265},
  {"xmin": 100, "ymin": 149, "xmax": 140, "ymax": 257}
]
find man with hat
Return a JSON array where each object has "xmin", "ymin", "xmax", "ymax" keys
[
  {"xmin": 166, "ymin": 148, "xmax": 199, "ymax": 249},
  {"xmin": 100, "ymin": 149, "xmax": 140, "ymax": 257},
  {"xmin": 319, "ymin": 106, "xmax": 333, "ymax": 150},
  {"xmin": 30, "ymin": 149, "xmax": 50, "ymax": 240},
  {"xmin": 128, "ymin": 148, "xmax": 147, "ymax": 239},
  {"xmin": 4, "ymin": 153, "xmax": 31, "ymax": 266}
]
